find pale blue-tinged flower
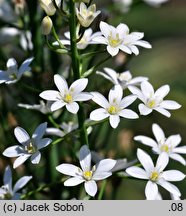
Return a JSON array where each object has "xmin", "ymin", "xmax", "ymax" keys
[
  {"xmin": 76, "ymin": 2, "xmax": 101, "ymax": 27},
  {"xmin": 134, "ymin": 123, "xmax": 186, "ymax": 165},
  {"xmin": 3, "ymin": 123, "xmax": 52, "ymax": 169},
  {"xmin": 56, "ymin": 145, "xmax": 116, "ymax": 197},
  {"xmin": 90, "ymin": 85, "xmax": 138, "ymax": 128},
  {"xmin": 97, "ymin": 67, "xmax": 148, "ymax": 89},
  {"xmin": 128, "ymin": 81, "xmax": 181, "ymax": 117},
  {"xmin": 0, "ymin": 166, "xmax": 32, "ymax": 200},
  {"xmin": 126, "ymin": 149, "xmax": 185, "ymax": 200},
  {"xmin": 0, "ymin": 57, "xmax": 34, "ymax": 84},
  {"xmin": 40, "ymin": 74, "xmax": 92, "ymax": 114},
  {"xmin": 92, "ymin": 21, "xmax": 151, "ymax": 56}
]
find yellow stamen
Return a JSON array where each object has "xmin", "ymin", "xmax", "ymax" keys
[
  {"xmin": 26, "ymin": 143, "xmax": 36, "ymax": 154},
  {"xmin": 150, "ymin": 171, "xmax": 159, "ymax": 182},
  {"xmin": 64, "ymin": 94, "xmax": 73, "ymax": 103},
  {"xmin": 160, "ymin": 144, "xmax": 169, "ymax": 153},
  {"xmin": 83, "ymin": 171, "xmax": 92, "ymax": 181},
  {"xmin": 147, "ymin": 100, "xmax": 156, "ymax": 108},
  {"xmin": 108, "ymin": 33, "xmax": 122, "ymax": 48},
  {"xmin": 108, "ymin": 106, "xmax": 117, "ymax": 114}
]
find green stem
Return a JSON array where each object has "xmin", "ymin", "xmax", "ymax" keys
[
  {"xmin": 69, "ymin": 0, "xmax": 89, "ymax": 146},
  {"xmin": 48, "ymin": 115, "xmax": 60, "ymax": 128},
  {"xmin": 82, "ymin": 55, "xmax": 112, "ymax": 78},
  {"xmin": 98, "ymin": 180, "xmax": 107, "ymax": 200}
]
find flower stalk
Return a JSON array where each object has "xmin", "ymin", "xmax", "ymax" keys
[{"xmin": 69, "ymin": 0, "xmax": 89, "ymax": 146}]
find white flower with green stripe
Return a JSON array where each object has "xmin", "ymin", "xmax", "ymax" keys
[
  {"xmin": 90, "ymin": 85, "xmax": 138, "ymax": 128},
  {"xmin": 128, "ymin": 81, "xmax": 181, "ymax": 117},
  {"xmin": 40, "ymin": 74, "xmax": 92, "ymax": 114},
  {"xmin": 126, "ymin": 149, "xmax": 185, "ymax": 200},
  {"xmin": 56, "ymin": 145, "xmax": 116, "ymax": 197},
  {"xmin": 134, "ymin": 123, "xmax": 186, "ymax": 165}
]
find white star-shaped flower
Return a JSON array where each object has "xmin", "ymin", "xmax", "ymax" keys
[
  {"xmin": 92, "ymin": 21, "xmax": 151, "ymax": 56},
  {"xmin": 56, "ymin": 145, "xmax": 116, "ymax": 197},
  {"xmin": 0, "ymin": 166, "xmax": 32, "ymax": 200},
  {"xmin": 3, "ymin": 122, "xmax": 52, "ymax": 169},
  {"xmin": 90, "ymin": 85, "xmax": 138, "ymax": 128},
  {"xmin": 40, "ymin": 74, "xmax": 92, "ymax": 114},
  {"xmin": 126, "ymin": 149, "xmax": 185, "ymax": 200},
  {"xmin": 18, "ymin": 100, "xmax": 53, "ymax": 114},
  {"xmin": 97, "ymin": 67, "xmax": 148, "ymax": 89},
  {"xmin": 76, "ymin": 2, "xmax": 101, "ymax": 27},
  {"xmin": 134, "ymin": 123, "xmax": 186, "ymax": 165},
  {"xmin": 53, "ymin": 28, "xmax": 101, "ymax": 50},
  {"xmin": 128, "ymin": 81, "xmax": 181, "ymax": 117},
  {"xmin": 0, "ymin": 57, "xmax": 34, "ymax": 84}
]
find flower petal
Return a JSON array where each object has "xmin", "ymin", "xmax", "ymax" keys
[
  {"xmin": 158, "ymin": 179, "xmax": 181, "ymax": 197},
  {"xmin": 14, "ymin": 127, "xmax": 30, "ymax": 145},
  {"xmin": 119, "ymin": 109, "xmax": 139, "ymax": 119},
  {"xmin": 39, "ymin": 90, "xmax": 60, "ymax": 101},
  {"xmin": 107, "ymin": 46, "xmax": 119, "ymax": 56},
  {"xmin": 100, "ymin": 21, "xmax": 110, "ymax": 38},
  {"xmin": 56, "ymin": 164, "xmax": 81, "ymax": 177},
  {"xmin": 126, "ymin": 167, "xmax": 148, "ymax": 179},
  {"xmin": 90, "ymin": 108, "xmax": 109, "ymax": 121},
  {"xmin": 162, "ymin": 170, "xmax": 185, "ymax": 182},
  {"xmin": 160, "ymin": 100, "xmax": 181, "ymax": 110},
  {"xmin": 3, "ymin": 146, "xmax": 23, "ymax": 157},
  {"xmin": 70, "ymin": 78, "xmax": 88, "ymax": 94},
  {"xmin": 119, "ymin": 44, "xmax": 132, "ymax": 54},
  {"xmin": 109, "ymin": 85, "xmax": 123, "ymax": 104},
  {"xmin": 31, "ymin": 151, "xmax": 41, "ymax": 164},
  {"xmin": 169, "ymin": 154, "xmax": 186, "ymax": 165},
  {"xmin": 51, "ymin": 100, "xmax": 66, "ymax": 111},
  {"xmin": 93, "ymin": 172, "xmax": 112, "ymax": 180},
  {"xmin": 128, "ymin": 86, "xmax": 146, "ymax": 103},
  {"xmin": 154, "ymin": 85, "xmax": 170, "ymax": 99},
  {"xmin": 54, "ymin": 74, "xmax": 68, "ymax": 94},
  {"xmin": 139, "ymin": 104, "xmax": 152, "ymax": 115},
  {"xmin": 109, "ymin": 115, "xmax": 120, "ymax": 128},
  {"xmin": 66, "ymin": 102, "xmax": 79, "ymax": 114},
  {"xmin": 166, "ymin": 135, "xmax": 181, "ymax": 148},
  {"xmin": 91, "ymin": 92, "xmax": 109, "ymax": 108},
  {"xmin": 84, "ymin": 180, "xmax": 97, "ymax": 197},
  {"xmin": 155, "ymin": 152, "xmax": 169, "ymax": 172},
  {"xmin": 145, "ymin": 181, "xmax": 158, "ymax": 200},
  {"xmin": 137, "ymin": 148, "xmax": 154, "ymax": 172},
  {"xmin": 120, "ymin": 95, "xmax": 137, "ymax": 109},
  {"xmin": 153, "ymin": 107, "xmax": 171, "ymax": 117},
  {"xmin": 95, "ymin": 159, "xmax": 116, "ymax": 173},
  {"xmin": 79, "ymin": 145, "xmax": 91, "ymax": 172},
  {"xmin": 141, "ymin": 81, "xmax": 154, "ymax": 98},
  {"xmin": 134, "ymin": 136, "xmax": 157, "ymax": 148},
  {"xmin": 37, "ymin": 138, "xmax": 52, "ymax": 150},
  {"xmin": 173, "ymin": 146, "xmax": 186, "ymax": 154},
  {"xmin": 32, "ymin": 122, "xmax": 47, "ymax": 140},
  {"xmin": 73, "ymin": 92, "xmax": 92, "ymax": 101},
  {"xmin": 152, "ymin": 123, "xmax": 165, "ymax": 143},
  {"xmin": 13, "ymin": 176, "xmax": 32, "ymax": 193},
  {"xmin": 103, "ymin": 67, "xmax": 118, "ymax": 84},
  {"xmin": 64, "ymin": 177, "xmax": 84, "ymax": 186},
  {"xmin": 3, "ymin": 166, "xmax": 12, "ymax": 191},
  {"xmin": 13, "ymin": 154, "xmax": 30, "ymax": 169},
  {"xmin": 18, "ymin": 57, "xmax": 33, "ymax": 76}
]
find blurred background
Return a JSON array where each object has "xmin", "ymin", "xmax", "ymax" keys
[{"xmin": 0, "ymin": 0, "xmax": 186, "ymax": 199}]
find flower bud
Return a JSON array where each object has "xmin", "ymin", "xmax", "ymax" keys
[
  {"xmin": 41, "ymin": 16, "xmax": 53, "ymax": 35},
  {"xmin": 39, "ymin": 0, "xmax": 56, "ymax": 16}
]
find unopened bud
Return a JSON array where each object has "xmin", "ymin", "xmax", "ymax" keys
[
  {"xmin": 41, "ymin": 16, "xmax": 53, "ymax": 35},
  {"xmin": 39, "ymin": 0, "xmax": 56, "ymax": 16}
]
